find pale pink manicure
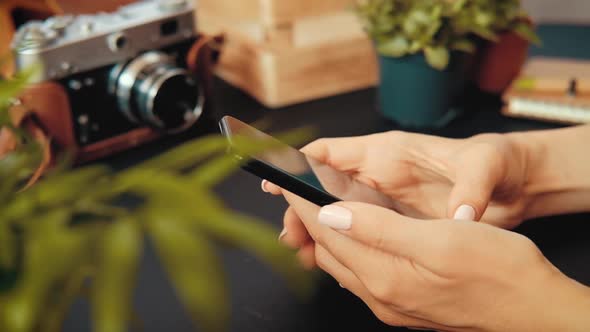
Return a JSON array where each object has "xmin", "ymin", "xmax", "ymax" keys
[
  {"xmin": 454, "ymin": 204, "xmax": 476, "ymax": 221},
  {"xmin": 261, "ymin": 180, "xmax": 270, "ymax": 193},
  {"xmin": 278, "ymin": 228, "xmax": 288, "ymax": 241},
  {"xmin": 318, "ymin": 205, "xmax": 352, "ymax": 230}
]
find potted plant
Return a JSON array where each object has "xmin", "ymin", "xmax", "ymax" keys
[
  {"xmin": 0, "ymin": 70, "xmax": 310, "ymax": 332},
  {"xmin": 355, "ymin": 0, "xmax": 539, "ymax": 128}
]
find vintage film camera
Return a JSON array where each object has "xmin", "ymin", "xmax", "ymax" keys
[{"xmin": 10, "ymin": 0, "xmax": 220, "ymax": 162}]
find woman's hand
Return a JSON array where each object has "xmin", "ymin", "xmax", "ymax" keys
[
  {"xmin": 268, "ymin": 131, "xmax": 532, "ymax": 268},
  {"xmin": 278, "ymin": 191, "xmax": 590, "ymax": 332},
  {"xmin": 267, "ymin": 131, "xmax": 532, "ymax": 235}
]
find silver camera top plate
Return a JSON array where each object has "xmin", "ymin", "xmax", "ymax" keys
[{"xmin": 12, "ymin": 0, "xmax": 197, "ymax": 82}]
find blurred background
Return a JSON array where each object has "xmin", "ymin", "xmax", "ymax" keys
[
  {"xmin": 523, "ymin": 0, "xmax": 590, "ymax": 23},
  {"xmin": 1, "ymin": 1, "xmax": 589, "ymax": 332}
]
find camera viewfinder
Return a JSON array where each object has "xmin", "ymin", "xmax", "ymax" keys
[{"xmin": 160, "ymin": 20, "xmax": 178, "ymax": 36}]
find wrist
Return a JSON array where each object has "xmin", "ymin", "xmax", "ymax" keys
[
  {"xmin": 508, "ymin": 257, "xmax": 590, "ymax": 332},
  {"xmin": 507, "ymin": 129, "xmax": 590, "ymax": 220},
  {"xmin": 505, "ymin": 131, "xmax": 547, "ymax": 219},
  {"xmin": 544, "ymin": 271, "xmax": 590, "ymax": 332},
  {"xmin": 491, "ymin": 256, "xmax": 590, "ymax": 332}
]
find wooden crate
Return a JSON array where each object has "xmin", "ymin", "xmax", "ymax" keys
[
  {"xmin": 197, "ymin": 3, "xmax": 379, "ymax": 108},
  {"xmin": 199, "ymin": 0, "xmax": 355, "ymax": 26},
  {"xmin": 210, "ymin": 33, "xmax": 378, "ymax": 107},
  {"xmin": 200, "ymin": 10, "xmax": 368, "ymax": 49}
]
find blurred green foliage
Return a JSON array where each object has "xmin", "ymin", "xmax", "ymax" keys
[
  {"xmin": 0, "ymin": 69, "xmax": 311, "ymax": 332},
  {"xmin": 355, "ymin": 0, "xmax": 541, "ymax": 69}
]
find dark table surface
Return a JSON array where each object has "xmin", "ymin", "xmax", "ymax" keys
[{"xmin": 63, "ymin": 25, "xmax": 590, "ymax": 332}]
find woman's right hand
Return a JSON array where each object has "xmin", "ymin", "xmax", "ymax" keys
[{"xmin": 265, "ymin": 131, "xmax": 534, "ymax": 263}]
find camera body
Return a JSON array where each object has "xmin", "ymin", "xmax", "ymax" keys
[{"xmin": 11, "ymin": 0, "xmax": 218, "ymax": 162}]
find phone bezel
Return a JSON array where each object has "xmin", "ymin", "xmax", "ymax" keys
[{"xmin": 219, "ymin": 116, "xmax": 341, "ymax": 206}]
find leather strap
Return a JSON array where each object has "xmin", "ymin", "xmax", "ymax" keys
[{"xmin": 187, "ymin": 34, "xmax": 225, "ymax": 102}]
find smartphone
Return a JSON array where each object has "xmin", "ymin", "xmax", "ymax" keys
[{"xmin": 219, "ymin": 116, "xmax": 401, "ymax": 210}]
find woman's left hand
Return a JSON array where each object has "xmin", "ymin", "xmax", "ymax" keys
[{"xmin": 277, "ymin": 190, "xmax": 590, "ymax": 331}]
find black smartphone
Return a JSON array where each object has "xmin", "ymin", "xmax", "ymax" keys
[{"xmin": 219, "ymin": 116, "xmax": 401, "ymax": 210}]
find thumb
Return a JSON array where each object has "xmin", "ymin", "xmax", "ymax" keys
[
  {"xmin": 447, "ymin": 165, "xmax": 500, "ymax": 221},
  {"xmin": 318, "ymin": 201, "xmax": 440, "ymax": 261},
  {"xmin": 301, "ymin": 136, "xmax": 374, "ymax": 171}
]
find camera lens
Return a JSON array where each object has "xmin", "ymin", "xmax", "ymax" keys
[
  {"xmin": 136, "ymin": 67, "xmax": 201, "ymax": 131},
  {"xmin": 110, "ymin": 52, "xmax": 203, "ymax": 132}
]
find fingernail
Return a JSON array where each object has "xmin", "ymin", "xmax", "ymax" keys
[
  {"xmin": 278, "ymin": 228, "xmax": 288, "ymax": 241},
  {"xmin": 261, "ymin": 180, "xmax": 269, "ymax": 193},
  {"xmin": 318, "ymin": 205, "xmax": 352, "ymax": 230},
  {"xmin": 453, "ymin": 205, "xmax": 476, "ymax": 221},
  {"xmin": 339, "ymin": 283, "xmax": 345, "ymax": 288}
]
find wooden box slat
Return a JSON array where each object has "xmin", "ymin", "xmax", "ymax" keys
[
  {"xmin": 199, "ymin": 0, "xmax": 355, "ymax": 26},
  {"xmin": 213, "ymin": 33, "xmax": 378, "ymax": 107},
  {"xmin": 198, "ymin": 11, "xmax": 367, "ymax": 50}
]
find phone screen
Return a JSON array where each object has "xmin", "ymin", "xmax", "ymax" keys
[{"xmin": 220, "ymin": 116, "xmax": 400, "ymax": 210}]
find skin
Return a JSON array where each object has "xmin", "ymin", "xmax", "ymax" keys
[{"xmin": 264, "ymin": 125, "xmax": 590, "ymax": 331}]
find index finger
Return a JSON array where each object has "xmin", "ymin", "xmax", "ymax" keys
[{"xmin": 300, "ymin": 136, "xmax": 376, "ymax": 172}]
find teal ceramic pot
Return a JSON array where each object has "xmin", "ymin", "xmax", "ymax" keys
[{"xmin": 378, "ymin": 52, "xmax": 467, "ymax": 128}]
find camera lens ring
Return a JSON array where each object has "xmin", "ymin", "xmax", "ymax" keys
[
  {"xmin": 113, "ymin": 52, "xmax": 173, "ymax": 124},
  {"xmin": 140, "ymin": 68, "xmax": 204, "ymax": 133},
  {"xmin": 108, "ymin": 63, "xmax": 125, "ymax": 95}
]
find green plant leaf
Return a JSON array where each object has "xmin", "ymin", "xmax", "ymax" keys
[
  {"xmin": 0, "ymin": 210, "xmax": 96, "ymax": 332},
  {"xmin": 116, "ymin": 169, "xmax": 224, "ymax": 219},
  {"xmin": 149, "ymin": 214, "xmax": 228, "ymax": 332},
  {"xmin": 1, "ymin": 58, "xmax": 317, "ymax": 332},
  {"xmin": 469, "ymin": 25, "xmax": 500, "ymax": 42},
  {"xmin": 355, "ymin": 0, "xmax": 538, "ymax": 69},
  {"xmin": 4, "ymin": 166, "xmax": 111, "ymax": 222},
  {"xmin": 188, "ymin": 153, "xmax": 242, "ymax": 189},
  {"xmin": 201, "ymin": 212, "xmax": 312, "ymax": 298},
  {"xmin": 40, "ymin": 266, "xmax": 94, "ymax": 332},
  {"xmin": 424, "ymin": 46, "xmax": 450, "ymax": 70},
  {"xmin": 377, "ymin": 36, "xmax": 409, "ymax": 57},
  {"xmin": 0, "ymin": 109, "xmax": 11, "ymax": 129},
  {"xmin": 34, "ymin": 166, "xmax": 111, "ymax": 206},
  {"xmin": 513, "ymin": 22, "xmax": 541, "ymax": 45},
  {"xmin": 451, "ymin": 0, "xmax": 468, "ymax": 13},
  {"xmin": 92, "ymin": 218, "xmax": 142, "ymax": 332},
  {"xmin": 451, "ymin": 39, "xmax": 476, "ymax": 53},
  {"xmin": 190, "ymin": 128, "xmax": 312, "ymax": 188},
  {"xmin": 0, "ymin": 222, "xmax": 16, "ymax": 271},
  {"xmin": 474, "ymin": 11, "xmax": 494, "ymax": 27},
  {"xmin": 0, "ymin": 64, "xmax": 39, "ymax": 110},
  {"xmin": 121, "ymin": 169, "xmax": 311, "ymax": 298},
  {"xmin": 140, "ymin": 135, "xmax": 229, "ymax": 172},
  {"xmin": 0, "ymin": 146, "xmax": 44, "ymax": 200}
]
